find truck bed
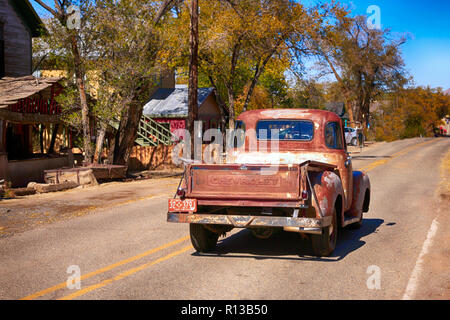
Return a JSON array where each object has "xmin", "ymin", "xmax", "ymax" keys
[{"xmin": 186, "ymin": 164, "xmax": 301, "ymax": 201}]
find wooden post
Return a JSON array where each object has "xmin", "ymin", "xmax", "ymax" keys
[
  {"xmin": 0, "ymin": 120, "xmax": 5, "ymax": 153},
  {"xmin": 188, "ymin": 0, "xmax": 199, "ymax": 159},
  {"xmin": 39, "ymin": 124, "xmax": 45, "ymax": 154}
]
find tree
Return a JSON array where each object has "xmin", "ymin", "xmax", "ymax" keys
[
  {"xmin": 307, "ymin": 7, "xmax": 408, "ymax": 128},
  {"xmin": 199, "ymin": 0, "xmax": 311, "ymax": 127},
  {"xmin": 157, "ymin": 0, "xmax": 313, "ymax": 129},
  {"xmin": 35, "ymin": 1, "xmax": 170, "ymax": 166},
  {"xmin": 373, "ymin": 87, "xmax": 450, "ymax": 141},
  {"xmin": 92, "ymin": 0, "xmax": 166, "ymax": 165},
  {"xmin": 34, "ymin": 0, "xmax": 95, "ymax": 164},
  {"xmin": 289, "ymin": 79, "xmax": 327, "ymax": 110},
  {"xmin": 156, "ymin": 0, "xmax": 199, "ymax": 157}
]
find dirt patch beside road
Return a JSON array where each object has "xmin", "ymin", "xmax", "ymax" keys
[
  {"xmin": 0, "ymin": 177, "xmax": 180, "ymax": 239},
  {"xmin": 415, "ymin": 150, "xmax": 450, "ymax": 299}
]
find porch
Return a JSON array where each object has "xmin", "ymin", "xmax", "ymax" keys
[{"xmin": 0, "ymin": 76, "xmax": 74, "ymax": 187}]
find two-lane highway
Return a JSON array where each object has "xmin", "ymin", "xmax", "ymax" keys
[{"xmin": 0, "ymin": 137, "xmax": 448, "ymax": 300}]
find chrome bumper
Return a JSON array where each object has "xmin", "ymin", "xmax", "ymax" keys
[{"xmin": 167, "ymin": 212, "xmax": 332, "ymax": 235}]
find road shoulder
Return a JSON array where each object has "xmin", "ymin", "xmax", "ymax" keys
[{"xmin": 409, "ymin": 149, "xmax": 450, "ymax": 299}]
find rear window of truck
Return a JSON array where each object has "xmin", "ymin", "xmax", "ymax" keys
[{"xmin": 256, "ymin": 120, "xmax": 314, "ymax": 141}]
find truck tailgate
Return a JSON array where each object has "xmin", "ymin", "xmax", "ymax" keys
[{"xmin": 187, "ymin": 164, "xmax": 300, "ymax": 200}]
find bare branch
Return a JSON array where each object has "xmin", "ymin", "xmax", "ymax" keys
[
  {"xmin": 33, "ymin": 0, "xmax": 59, "ymax": 17},
  {"xmin": 53, "ymin": 0, "xmax": 63, "ymax": 13},
  {"xmin": 154, "ymin": 0, "xmax": 183, "ymax": 25}
]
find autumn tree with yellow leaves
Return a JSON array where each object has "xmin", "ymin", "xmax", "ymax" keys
[{"xmin": 372, "ymin": 87, "xmax": 450, "ymax": 141}]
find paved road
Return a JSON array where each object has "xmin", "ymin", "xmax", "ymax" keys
[{"xmin": 0, "ymin": 137, "xmax": 448, "ymax": 300}]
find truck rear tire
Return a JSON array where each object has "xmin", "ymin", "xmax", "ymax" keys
[
  {"xmin": 190, "ymin": 224, "xmax": 219, "ymax": 253},
  {"xmin": 311, "ymin": 208, "xmax": 338, "ymax": 257}
]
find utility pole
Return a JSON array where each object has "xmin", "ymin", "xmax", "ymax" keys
[
  {"xmin": 155, "ymin": 0, "xmax": 199, "ymax": 159},
  {"xmin": 188, "ymin": 0, "xmax": 199, "ymax": 159}
]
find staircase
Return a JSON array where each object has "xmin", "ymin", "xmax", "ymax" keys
[
  {"xmin": 111, "ymin": 114, "xmax": 179, "ymax": 147},
  {"xmin": 136, "ymin": 114, "xmax": 179, "ymax": 146}
]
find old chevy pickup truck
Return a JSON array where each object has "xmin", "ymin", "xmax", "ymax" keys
[{"xmin": 168, "ymin": 109, "xmax": 371, "ymax": 256}]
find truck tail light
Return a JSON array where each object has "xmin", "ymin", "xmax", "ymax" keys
[{"xmin": 301, "ymin": 190, "xmax": 309, "ymax": 200}]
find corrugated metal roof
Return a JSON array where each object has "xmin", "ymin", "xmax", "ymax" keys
[{"xmin": 143, "ymin": 87, "xmax": 214, "ymax": 118}]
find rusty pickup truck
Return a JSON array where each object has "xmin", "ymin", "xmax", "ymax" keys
[{"xmin": 167, "ymin": 109, "xmax": 371, "ymax": 256}]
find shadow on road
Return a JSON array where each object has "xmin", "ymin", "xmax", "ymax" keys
[{"xmin": 192, "ymin": 218, "xmax": 385, "ymax": 262}]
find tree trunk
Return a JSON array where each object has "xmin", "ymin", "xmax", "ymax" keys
[
  {"xmin": 47, "ymin": 123, "xmax": 59, "ymax": 154},
  {"xmin": 344, "ymin": 93, "xmax": 356, "ymax": 126},
  {"xmin": 93, "ymin": 122, "xmax": 107, "ymax": 164},
  {"xmin": 70, "ymin": 33, "xmax": 92, "ymax": 164},
  {"xmin": 112, "ymin": 101, "xmax": 143, "ymax": 166},
  {"xmin": 208, "ymin": 76, "xmax": 228, "ymax": 132},
  {"xmin": 226, "ymin": 85, "xmax": 235, "ymax": 130},
  {"xmin": 188, "ymin": 0, "xmax": 199, "ymax": 159},
  {"xmin": 39, "ymin": 124, "xmax": 45, "ymax": 154},
  {"xmin": 242, "ymin": 52, "xmax": 273, "ymax": 112}
]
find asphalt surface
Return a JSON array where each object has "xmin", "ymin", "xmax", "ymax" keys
[{"xmin": 0, "ymin": 137, "xmax": 448, "ymax": 300}]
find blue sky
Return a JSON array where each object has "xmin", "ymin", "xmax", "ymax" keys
[
  {"xmin": 322, "ymin": 0, "xmax": 450, "ymax": 90},
  {"xmin": 31, "ymin": 0, "xmax": 450, "ymax": 89}
]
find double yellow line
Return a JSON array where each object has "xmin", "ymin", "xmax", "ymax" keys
[
  {"xmin": 357, "ymin": 138, "xmax": 441, "ymax": 173},
  {"xmin": 20, "ymin": 180, "xmax": 187, "ymax": 300},
  {"xmin": 21, "ymin": 236, "xmax": 192, "ymax": 300}
]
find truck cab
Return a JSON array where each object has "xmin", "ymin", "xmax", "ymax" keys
[{"xmin": 168, "ymin": 109, "xmax": 371, "ymax": 257}]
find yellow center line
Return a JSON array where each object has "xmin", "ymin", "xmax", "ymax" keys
[
  {"xmin": 357, "ymin": 138, "xmax": 441, "ymax": 172},
  {"xmin": 20, "ymin": 235, "xmax": 190, "ymax": 300},
  {"xmin": 58, "ymin": 245, "xmax": 193, "ymax": 300}
]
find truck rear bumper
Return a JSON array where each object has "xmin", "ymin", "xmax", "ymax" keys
[{"xmin": 167, "ymin": 213, "xmax": 332, "ymax": 235}]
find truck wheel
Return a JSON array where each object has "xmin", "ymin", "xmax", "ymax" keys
[
  {"xmin": 311, "ymin": 208, "xmax": 338, "ymax": 257},
  {"xmin": 189, "ymin": 224, "xmax": 219, "ymax": 253},
  {"xmin": 351, "ymin": 138, "xmax": 358, "ymax": 146}
]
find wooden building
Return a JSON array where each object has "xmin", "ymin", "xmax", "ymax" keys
[
  {"xmin": 0, "ymin": 0, "xmax": 41, "ymax": 77},
  {"xmin": 142, "ymin": 85, "xmax": 222, "ymax": 141},
  {"xmin": 0, "ymin": 1, "xmax": 72, "ymax": 187}
]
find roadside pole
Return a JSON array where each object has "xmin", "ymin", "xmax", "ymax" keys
[{"xmin": 188, "ymin": 0, "xmax": 199, "ymax": 159}]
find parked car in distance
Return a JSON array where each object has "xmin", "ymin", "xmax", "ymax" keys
[{"xmin": 344, "ymin": 127, "xmax": 358, "ymax": 146}]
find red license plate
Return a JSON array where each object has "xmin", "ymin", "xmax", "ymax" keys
[{"xmin": 168, "ymin": 199, "xmax": 197, "ymax": 213}]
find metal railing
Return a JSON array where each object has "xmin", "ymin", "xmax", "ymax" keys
[{"xmin": 110, "ymin": 115, "xmax": 181, "ymax": 147}]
